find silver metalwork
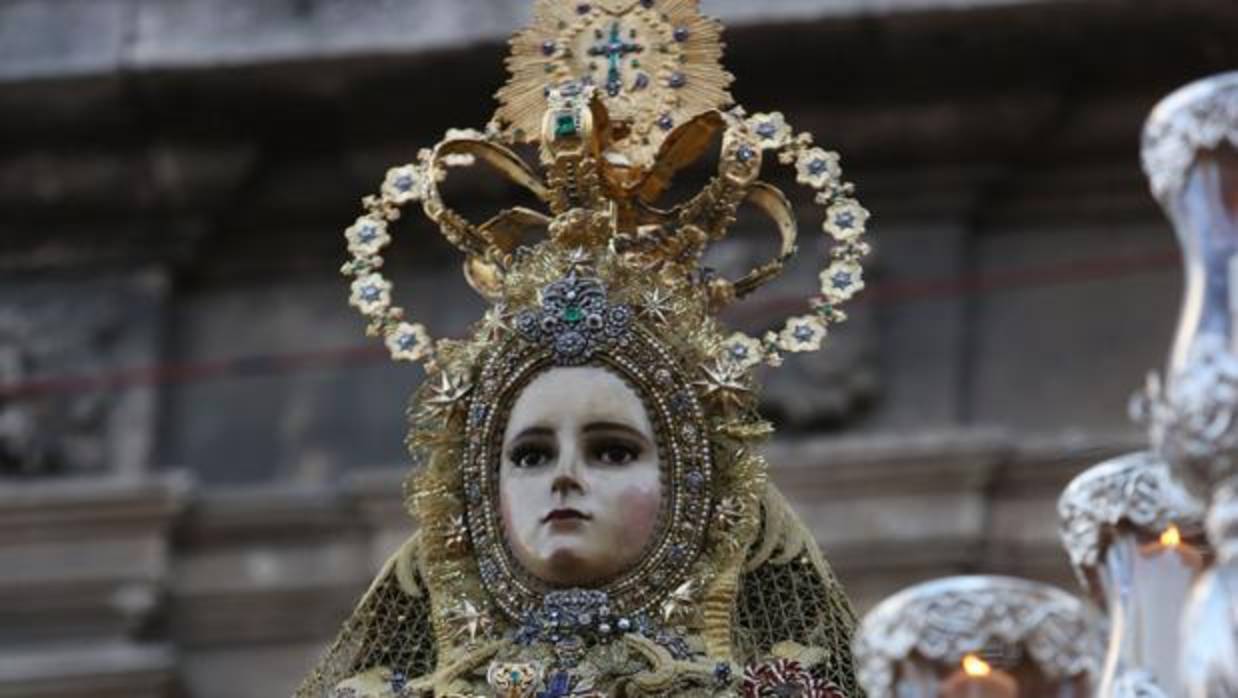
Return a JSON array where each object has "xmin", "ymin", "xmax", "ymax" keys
[
  {"xmin": 1058, "ymin": 451, "xmax": 1203, "ymax": 574},
  {"xmin": 1141, "ymin": 71, "xmax": 1238, "ymax": 206},
  {"xmin": 1058, "ymin": 452, "xmax": 1205, "ymax": 696},
  {"xmin": 514, "ymin": 273, "xmax": 634, "ymax": 366},
  {"xmin": 1135, "ymin": 71, "xmax": 1238, "ymax": 500},
  {"xmin": 1137, "ymin": 70, "xmax": 1238, "ymax": 698},
  {"xmin": 1140, "ymin": 337, "xmax": 1238, "ymax": 501},
  {"xmin": 1180, "ymin": 480, "xmax": 1238, "ymax": 698},
  {"xmin": 1113, "ymin": 670, "xmax": 1168, "ymax": 698},
  {"xmin": 852, "ymin": 575, "xmax": 1105, "ymax": 698}
]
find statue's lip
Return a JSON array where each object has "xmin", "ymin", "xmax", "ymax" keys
[{"xmin": 543, "ymin": 508, "xmax": 590, "ymax": 523}]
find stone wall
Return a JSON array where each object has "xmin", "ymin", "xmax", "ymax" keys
[{"xmin": 2, "ymin": 0, "xmax": 1237, "ymax": 695}]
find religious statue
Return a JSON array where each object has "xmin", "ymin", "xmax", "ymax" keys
[{"xmin": 297, "ymin": 1, "xmax": 872, "ymax": 695}]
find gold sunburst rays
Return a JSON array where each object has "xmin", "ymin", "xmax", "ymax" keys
[{"xmin": 494, "ymin": 0, "xmax": 733, "ymax": 169}]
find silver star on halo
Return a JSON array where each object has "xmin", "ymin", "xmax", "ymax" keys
[
  {"xmin": 639, "ymin": 287, "xmax": 676, "ymax": 326},
  {"xmin": 478, "ymin": 303, "xmax": 512, "ymax": 340}
]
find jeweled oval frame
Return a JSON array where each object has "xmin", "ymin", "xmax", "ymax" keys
[{"xmin": 461, "ymin": 327, "xmax": 714, "ymax": 620}]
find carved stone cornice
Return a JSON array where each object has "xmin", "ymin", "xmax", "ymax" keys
[{"xmin": 0, "ymin": 641, "xmax": 174, "ymax": 698}]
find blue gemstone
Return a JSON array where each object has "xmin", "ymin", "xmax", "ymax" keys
[
  {"xmin": 756, "ymin": 122, "xmax": 777, "ymax": 139},
  {"xmin": 668, "ymin": 72, "xmax": 686, "ymax": 88},
  {"xmin": 809, "ymin": 158, "xmax": 829, "ymax": 176},
  {"xmin": 794, "ymin": 325, "xmax": 814, "ymax": 342},
  {"xmin": 394, "ymin": 174, "xmax": 413, "ymax": 191},
  {"xmin": 576, "ymin": 3, "xmax": 591, "ymax": 13},
  {"xmin": 673, "ymin": 27, "xmax": 689, "ymax": 42},
  {"xmin": 397, "ymin": 334, "xmax": 417, "ymax": 350},
  {"xmin": 836, "ymin": 212, "xmax": 855, "ymax": 228},
  {"xmin": 737, "ymin": 145, "xmax": 755, "ymax": 163},
  {"xmin": 832, "ymin": 272, "xmax": 851, "ymax": 290},
  {"xmin": 686, "ymin": 470, "xmax": 704, "ymax": 490},
  {"xmin": 358, "ymin": 225, "xmax": 377, "ymax": 242},
  {"xmin": 361, "ymin": 286, "xmax": 381, "ymax": 301},
  {"xmin": 633, "ymin": 73, "xmax": 649, "ymax": 90},
  {"xmin": 542, "ymin": 41, "xmax": 556, "ymax": 56},
  {"xmin": 658, "ymin": 114, "xmax": 674, "ymax": 130}
]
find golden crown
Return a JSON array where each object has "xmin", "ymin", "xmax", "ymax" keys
[{"xmin": 341, "ymin": 0, "xmax": 870, "ymax": 377}]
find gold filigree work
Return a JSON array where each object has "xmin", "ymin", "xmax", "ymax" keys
[{"xmin": 303, "ymin": 1, "xmax": 868, "ymax": 695}]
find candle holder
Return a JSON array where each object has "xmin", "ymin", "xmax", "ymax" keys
[
  {"xmin": 1136, "ymin": 71, "xmax": 1238, "ymax": 500},
  {"xmin": 1135, "ymin": 71, "xmax": 1238, "ymax": 698},
  {"xmin": 1058, "ymin": 451, "xmax": 1206, "ymax": 697},
  {"xmin": 853, "ymin": 576, "xmax": 1104, "ymax": 698}
]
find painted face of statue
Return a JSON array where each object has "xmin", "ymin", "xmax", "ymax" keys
[{"xmin": 499, "ymin": 366, "xmax": 664, "ymax": 588}]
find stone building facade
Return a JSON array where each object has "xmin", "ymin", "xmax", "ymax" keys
[{"xmin": 2, "ymin": 0, "xmax": 1237, "ymax": 695}]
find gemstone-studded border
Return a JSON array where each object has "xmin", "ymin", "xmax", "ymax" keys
[{"xmin": 462, "ymin": 328, "xmax": 713, "ymax": 621}]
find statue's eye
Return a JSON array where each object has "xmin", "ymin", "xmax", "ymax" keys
[
  {"xmin": 594, "ymin": 442, "xmax": 640, "ymax": 466},
  {"xmin": 511, "ymin": 445, "xmax": 553, "ymax": 469}
]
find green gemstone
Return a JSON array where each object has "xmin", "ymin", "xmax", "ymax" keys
[
  {"xmin": 555, "ymin": 113, "xmax": 578, "ymax": 137},
  {"xmin": 563, "ymin": 305, "xmax": 584, "ymax": 323}
]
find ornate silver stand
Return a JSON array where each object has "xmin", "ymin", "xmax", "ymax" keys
[
  {"xmin": 1137, "ymin": 71, "xmax": 1238, "ymax": 698},
  {"xmin": 852, "ymin": 575, "xmax": 1104, "ymax": 698},
  {"xmin": 1058, "ymin": 451, "xmax": 1205, "ymax": 697}
]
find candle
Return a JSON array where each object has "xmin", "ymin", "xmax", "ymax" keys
[
  {"xmin": 941, "ymin": 655, "xmax": 1019, "ymax": 698},
  {"xmin": 1139, "ymin": 523, "xmax": 1206, "ymax": 570}
]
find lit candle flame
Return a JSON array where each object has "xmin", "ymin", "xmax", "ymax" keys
[
  {"xmin": 1160, "ymin": 524, "xmax": 1182, "ymax": 548},
  {"xmin": 962, "ymin": 654, "xmax": 993, "ymax": 678}
]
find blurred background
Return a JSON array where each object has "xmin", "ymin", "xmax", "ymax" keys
[{"xmin": 2, "ymin": 0, "xmax": 1237, "ymax": 696}]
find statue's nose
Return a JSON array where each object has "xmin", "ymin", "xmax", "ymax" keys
[{"xmin": 550, "ymin": 448, "xmax": 586, "ymax": 497}]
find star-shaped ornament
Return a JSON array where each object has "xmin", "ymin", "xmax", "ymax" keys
[
  {"xmin": 422, "ymin": 371, "xmax": 473, "ymax": 420},
  {"xmin": 693, "ymin": 359, "xmax": 752, "ymax": 412},
  {"xmin": 478, "ymin": 303, "xmax": 512, "ymax": 341},
  {"xmin": 446, "ymin": 599, "xmax": 493, "ymax": 644},
  {"xmin": 443, "ymin": 513, "xmax": 470, "ymax": 554},
  {"xmin": 639, "ymin": 287, "xmax": 676, "ymax": 326}
]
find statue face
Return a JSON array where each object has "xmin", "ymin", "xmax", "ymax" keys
[{"xmin": 499, "ymin": 366, "xmax": 664, "ymax": 587}]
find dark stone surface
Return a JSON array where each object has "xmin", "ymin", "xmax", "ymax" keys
[{"xmin": 0, "ymin": 272, "xmax": 167, "ymax": 478}]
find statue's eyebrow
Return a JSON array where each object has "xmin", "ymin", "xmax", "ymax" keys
[
  {"xmin": 583, "ymin": 421, "xmax": 648, "ymax": 442},
  {"xmin": 509, "ymin": 426, "xmax": 554, "ymax": 442}
]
